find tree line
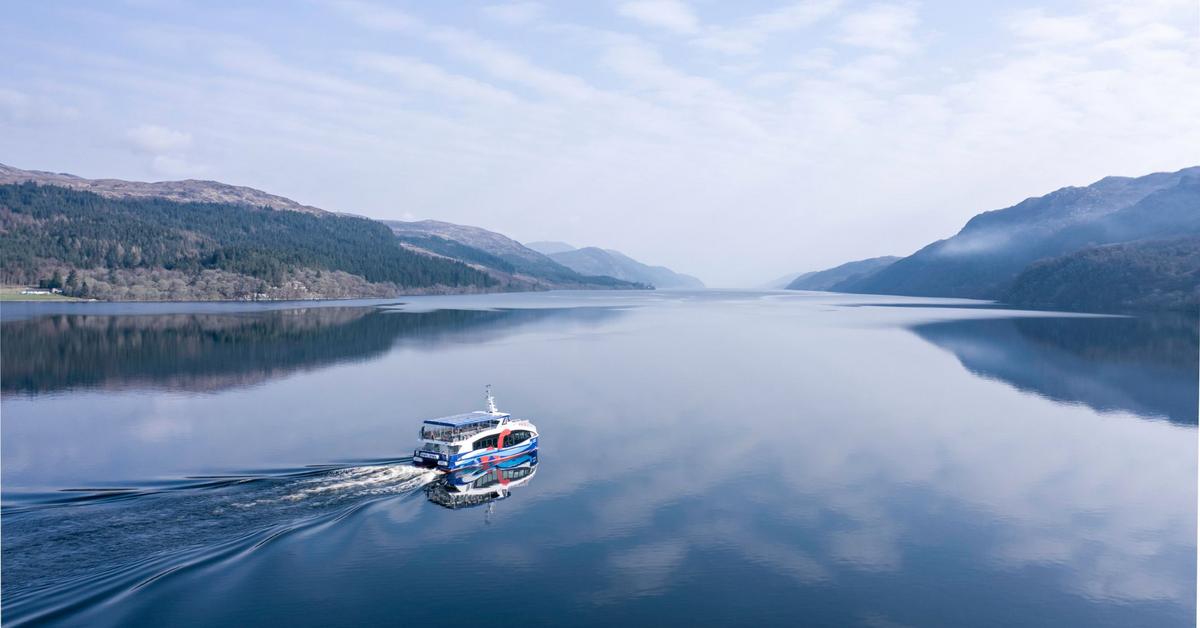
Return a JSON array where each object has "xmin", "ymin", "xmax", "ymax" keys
[{"xmin": 0, "ymin": 183, "xmax": 495, "ymax": 295}]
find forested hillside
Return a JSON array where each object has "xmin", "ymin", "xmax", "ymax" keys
[
  {"xmin": 1004, "ymin": 237, "xmax": 1200, "ymax": 312},
  {"xmin": 0, "ymin": 183, "xmax": 494, "ymax": 300},
  {"xmin": 837, "ymin": 167, "xmax": 1199, "ymax": 299}
]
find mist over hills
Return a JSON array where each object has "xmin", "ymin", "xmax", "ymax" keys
[
  {"xmin": 783, "ymin": 166, "xmax": 1200, "ymax": 312},
  {"xmin": 525, "ymin": 242, "xmax": 703, "ymax": 290}
]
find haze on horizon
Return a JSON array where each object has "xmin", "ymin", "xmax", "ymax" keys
[{"xmin": 2, "ymin": 1, "xmax": 1197, "ymax": 286}]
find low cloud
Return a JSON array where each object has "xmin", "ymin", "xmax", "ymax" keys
[
  {"xmin": 127, "ymin": 124, "xmax": 192, "ymax": 154},
  {"xmin": 127, "ymin": 124, "xmax": 202, "ymax": 177}
]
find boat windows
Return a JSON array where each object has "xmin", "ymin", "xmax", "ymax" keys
[
  {"xmin": 506, "ymin": 430, "xmax": 532, "ymax": 446},
  {"xmin": 473, "ymin": 434, "xmax": 499, "ymax": 450},
  {"xmin": 422, "ymin": 442, "xmax": 462, "ymax": 455},
  {"xmin": 421, "ymin": 420, "xmax": 500, "ymax": 443}
]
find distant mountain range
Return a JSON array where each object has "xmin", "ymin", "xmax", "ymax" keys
[
  {"xmin": 525, "ymin": 242, "xmax": 703, "ymax": 289},
  {"xmin": 524, "ymin": 241, "xmax": 576, "ymax": 255},
  {"xmin": 760, "ymin": 272, "xmax": 804, "ymax": 290},
  {"xmin": 0, "ymin": 164, "xmax": 649, "ymax": 300},
  {"xmin": 384, "ymin": 221, "xmax": 646, "ymax": 290},
  {"xmin": 783, "ymin": 166, "xmax": 1200, "ymax": 312},
  {"xmin": 786, "ymin": 256, "xmax": 898, "ymax": 291}
]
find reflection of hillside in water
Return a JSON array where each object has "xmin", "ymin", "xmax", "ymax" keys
[
  {"xmin": 912, "ymin": 314, "xmax": 1198, "ymax": 425},
  {"xmin": 1, "ymin": 307, "xmax": 622, "ymax": 395}
]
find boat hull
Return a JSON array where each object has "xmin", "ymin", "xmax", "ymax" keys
[{"xmin": 413, "ymin": 436, "xmax": 539, "ymax": 471}]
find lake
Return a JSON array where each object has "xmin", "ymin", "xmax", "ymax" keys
[{"xmin": 1, "ymin": 290, "xmax": 1195, "ymax": 627}]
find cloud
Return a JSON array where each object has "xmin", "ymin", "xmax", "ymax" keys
[
  {"xmin": 127, "ymin": 124, "xmax": 192, "ymax": 153},
  {"xmin": 428, "ymin": 28, "xmax": 598, "ymax": 101},
  {"xmin": 0, "ymin": 87, "xmax": 30, "ymax": 121},
  {"xmin": 1008, "ymin": 9, "xmax": 1099, "ymax": 47},
  {"xmin": 355, "ymin": 52, "xmax": 518, "ymax": 105},
  {"xmin": 616, "ymin": 0, "xmax": 699, "ymax": 34},
  {"xmin": 325, "ymin": 0, "xmax": 416, "ymax": 31},
  {"xmin": 482, "ymin": 2, "xmax": 544, "ymax": 26},
  {"xmin": 126, "ymin": 124, "xmax": 203, "ymax": 177},
  {"xmin": 838, "ymin": 2, "xmax": 920, "ymax": 54},
  {"xmin": 695, "ymin": 1, "xmax": 844, "ymax": 54},
  {"xmin": 150, "ymin": 154, "xmax": 204, "ymax": 177}
]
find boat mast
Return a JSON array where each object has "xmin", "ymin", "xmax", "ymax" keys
[{"xmin": 486, "ymin": 384, "xmax": 498, "ymax": 414}]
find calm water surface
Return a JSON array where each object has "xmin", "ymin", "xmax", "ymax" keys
[{"xmin": 2, "ymin": 291, "xmax": 1196, "ymax": 627}]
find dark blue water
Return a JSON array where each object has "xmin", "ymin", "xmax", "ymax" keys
[{"xmin": 2, "ymin": 291, "xmax": 1196, "ymax": 626}]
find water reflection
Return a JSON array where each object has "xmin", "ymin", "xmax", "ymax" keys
[
  {"xmin": 426, "ymin": 450, "xmax": 540, "ymax": 511},
  {"xmin": 1, "ymin": 306, "xmax": 623, "ymax": 395},
  {"xmin": 911, "ymin": 314, "xmax": 1199, "ymax": 424},
  {"xmin": 1, "ymin": 292, "xmax": 1193, "ymax": 627}
]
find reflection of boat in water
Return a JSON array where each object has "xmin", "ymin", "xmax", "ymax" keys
[
  {"xmin": 426, "ymin": 450, "xmax": 539, "ymax": 509},
  {"xmin": 412, "ymin": 386, "xmax": 539, "ymax": 471}
]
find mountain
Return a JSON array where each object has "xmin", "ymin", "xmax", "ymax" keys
[
  {"xmin": 544, "ymin": 246, "xmax": 704, "ymax": 289},
  {"xmin": 837, "ymin": 166, "xmax": 1200, "ymax": 301},
  {"xmin": 384, "ymin": 221, "xmax": 647, "ymax": 290},
  {"xmin": 525, "ymin": 241, "xmax": 576, "ymax": 255},
  {"xmin": 786, "ymin": 256, "xmax": 899, "ymax": 291},
  {"xmin": 0, "ymin": 183, "xmax": 494, "ymax": 300},
  {"xmin": 1003, "ymin": 237, "xmax": 1200, "ymax": 312},
  {"xmin": 0, "ymin": 163, "xmax": 327, "ymax": 215},
  {"xmin": 761, "ymin": 272, "xmax": 806, "ymax": 289}
]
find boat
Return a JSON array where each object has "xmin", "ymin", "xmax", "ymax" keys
[
  {"xmin": 426, "ymin": 450, "xmax": 539, "ymax": 510},
  {"xmin": 412, "ymin": 386, "xmax": 539, "ymax": 471}
]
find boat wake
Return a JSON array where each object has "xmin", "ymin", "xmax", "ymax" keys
[{"xmin": 1, "ymin": 459, "xmax": 437, "ymax": 627}]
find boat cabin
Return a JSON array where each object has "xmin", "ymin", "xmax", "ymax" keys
[{"xmin": 420, "ymin": 411, "xmax": 510, "ymax": 444}]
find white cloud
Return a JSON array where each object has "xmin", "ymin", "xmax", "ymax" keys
[
  {"xmin": 428, "ymin": 28, "xmax": 598, "ymax": 101},
  {"xmin": 483, "ymin": 2, "xmax": 544, "ymax": 26},
  {"xmin": 695, "ymin": 1, "xmax": 844, "ymax": 54},
  {"xmin": 127, "ymin": 124, "xmax": 192, "ymax": 153},
  {"xmin": 838, "ymin": 2, "xmax": 920, "ymax": 54},
  {"xmin": 616, "ymin": 0, "xmax": 699, "ymax": 34},
  {"xmin": 356, "ymin": 52, "xmax": 518, "ymax": 105},
  {"xmin": 0, "ymin": 87, "xmax": 30, "ymax": 121},
  {"xmin": 1008, "ymin": 8, "xmax": 1099, "ymax": 47},
  {"xmin": 325, "ymin": 0, "xmax": 416, "ymax": 31}
]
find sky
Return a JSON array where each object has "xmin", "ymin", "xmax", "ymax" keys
[{"xmin": 2, "ymin": 0, "xmax": 1197, "ymax": 286}]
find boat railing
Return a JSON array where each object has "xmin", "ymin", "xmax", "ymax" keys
[{"xmin": 421, "ymin": 422, "xmax": 498, "ymax": 443}]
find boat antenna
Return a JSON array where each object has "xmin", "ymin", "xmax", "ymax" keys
[{"xmin": 486, "ymin": 384, "xmax": 498, "ymax": 414}]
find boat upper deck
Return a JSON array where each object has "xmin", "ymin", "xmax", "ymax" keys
[{"xmin": 421, "ymin": 411, "xmax": 512, "ymax": 442}]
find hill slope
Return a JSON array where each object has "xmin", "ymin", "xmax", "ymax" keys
[
  {"xmin": 786, "ymin": 256, "xmax": 898, "ymax": 291},
  {"xmin": 384, "ymin": 221, "xmax": 646, "ymax": 289},
  {"xmin": 0, "ymin": 183, "xmax": 493, "ymax": 300},
  {"xmin": 0, "ymin": 163, "xmax": 327, "ymax": 215},
  {"xmin": 1003, "ymin": 237, "xmax": 1200, "ymax": 312},
  {"xmin": 546, "ymin": 246, "xmax": 703, "ymax": 289},
  {"xmin": 525, "ymin": 241, "xmax": 576, "ymax": 255},
  {"xmin": 840, "ymin": 167, "xmax": 1200, "ymax": 298}
]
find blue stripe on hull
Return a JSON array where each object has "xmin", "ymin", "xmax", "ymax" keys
[{"xmin": 447, "ymin": 437, "xmax": 538, "ymax": 470}]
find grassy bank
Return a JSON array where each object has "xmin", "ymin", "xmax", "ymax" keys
[{"xmin": 0, "ymin": 285, "xmax": 87, "ymax": 301}]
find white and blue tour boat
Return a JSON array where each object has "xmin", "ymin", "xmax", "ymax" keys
[{"xmin": 413, "ymin": 386, "xmax": 539, "ymax": 471}]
